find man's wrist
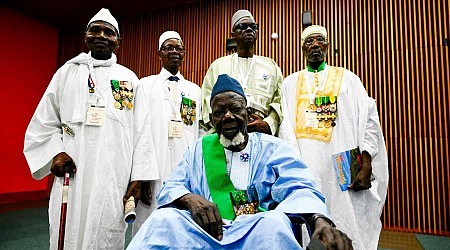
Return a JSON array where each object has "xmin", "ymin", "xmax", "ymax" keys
[{"xmin": 312, "ymin": 213, "xmax": 336, "ymax": 228}]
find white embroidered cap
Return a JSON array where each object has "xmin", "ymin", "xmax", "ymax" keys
[
  {"xmin": 301, "ymin": 25, "xmax": 327, "ymax": 46},
  {"xmin": 87, "ymin": 8, "xmax": 120, "ymax": 36},
  {"xmin": 231, "ymin": 10, "xmax": 255, "ymax": 29},
  {"xmin": 159, "ymin": 31, "xmax": 182, "ymax": 49}
]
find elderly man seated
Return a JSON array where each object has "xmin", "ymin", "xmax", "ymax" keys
[{"xmin": 128, "ymin": 74, "xmax": 352, "ymax": 250}]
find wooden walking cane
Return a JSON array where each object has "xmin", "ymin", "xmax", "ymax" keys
[{"xmin": 58, "ymin": 163, "xmax": 71, "ymax": 250}]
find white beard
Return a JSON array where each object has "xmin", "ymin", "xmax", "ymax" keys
[{"xmin": 219, "ymin": 132, "xmax": 245, "ymax": 148}]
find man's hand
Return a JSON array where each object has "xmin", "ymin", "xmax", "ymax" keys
[
  {"xmin": 175, "ymin": 193, "xmax": 223, "ymax": 240},
  {"xmin": 123, "ymin": 181, "xmax": 141, "ymax": 207},
  {"xmin": 51, "ymin": 152, "xmax": 76, "ymax": 177},
  {"xmin": 247, "ymin": 114, "xmax": 271, "ymax": 135},
  {"xmin": 312, "ymin": 218, "xmax": 353, "ymax": 249},
  {"xmin": 139, "ymin": 181, "xmax": 152, "ymax": 206},
  {"xmin": 348, "ymin": 151, "xmax": 372, "ymax": 192}
]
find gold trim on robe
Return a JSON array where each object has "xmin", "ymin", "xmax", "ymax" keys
[{"xmin": 295, "ymin": 67, "xmax": 344, "ymax": 142}]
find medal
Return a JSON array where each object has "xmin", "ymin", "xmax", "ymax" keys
[
  {"xmin": 309, "ymin": 104, "xmax": 316, "ymax": 110},
  {"xmin": 114, "ymin": 93, "xmax": 121, "ymax": 100},
  {"xmin": 330, "ymin": 103, "xmax": 337, "ymax": 112},
  {"xmin": 127, "ymin": 102, "xmax": 133, "ymax": 110},
  {"xmin": 88, "ymin": 74, "xmax": 95, "ymax": 93},
  {"xmin": 180, "ymin": 97, "xmax": 196, "ymax": 126},
  {"xmin": 318, "ymin": 120, "xmax": 324, "ymax": 128},
  {"xmin": 114, "ymin": 101, "xmax": 121, "ymax": 109},
  {"xmin": 325, "ymin": 120, "xmax": 332, "ymax": 128}
]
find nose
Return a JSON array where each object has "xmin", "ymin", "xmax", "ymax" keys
[
  {"xmin": 223, "ymin": 110, "xmax": 234, "ymax": 119},
  {"xmin": 95, "ymin": 30, "xmax": 107, "ymax": 39}
]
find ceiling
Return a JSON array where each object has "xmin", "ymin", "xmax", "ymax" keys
[{"xmin": 2, "ymin": 0, "xmax": 202, "ymax": 29}]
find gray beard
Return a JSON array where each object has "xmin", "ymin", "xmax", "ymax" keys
[{"xmin": 219, "ymin": 132, "xmax": 245, "ymax": 148}]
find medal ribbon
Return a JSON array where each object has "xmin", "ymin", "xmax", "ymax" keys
[
  {"xmin": 202, "ymin": 134, "xmax": 236, "ymax": 220},
  {"xmin": 87, "ymin": 53, "xmax": 115, "ymax": 104}
]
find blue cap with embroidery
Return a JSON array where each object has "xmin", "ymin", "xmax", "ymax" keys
[{"xmin": 210, "ymin": 74, "xmax": 247, "ymax": 103}]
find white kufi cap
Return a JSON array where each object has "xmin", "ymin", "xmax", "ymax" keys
[
  {"xmin": 231, "ymin": 10, "xmax": 255, "ymax": 29},
  {"xmin": 87, "ymin": 8, "xmax": 120, "ymax": 36},
  {"xmin": 301, "ymin": 25, "xmax": 327, "ymax": 46},
  {"xmin": 159, "ymin": 31, "xmax": 182, "ymax": 49}
]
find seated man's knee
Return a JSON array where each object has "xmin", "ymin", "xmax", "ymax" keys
[{"xmin": 257, "ymin": 211, "xmax": 292, "ymax": 229}]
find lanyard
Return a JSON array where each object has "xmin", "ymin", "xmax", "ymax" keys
[
  {"xmin": 87, "ymin": 55, "xmax": 114, "ymax": 104},
  {"xmin": 163, "ymin": 76, "xmax": 181, "ymax": 119},
  {"xmin": 306, "ymin": 71, "xmax": 326, "ymax": 105},
  {"xmin": 234, "ymin": 54, "xmax": 255, "ymax": 88}
]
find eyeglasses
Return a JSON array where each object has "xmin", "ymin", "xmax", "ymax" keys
[
  {"xmin": 160, "ymin": 45, "xmax": 185, "ymax": 53},
  {"xmin": 234, "ymin": 23, "xmax": 258, "ymax": 31},
  {"xmin": 304, "ymin": 36, "xmax": 327, "ymax": 46}
]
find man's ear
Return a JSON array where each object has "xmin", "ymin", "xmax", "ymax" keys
[
  {"xmin": 116, "ymin": 37, "xmax": 122, "ymax": 49},
  {"xmin": 157, "ymin": 50, "xmax": 163, "ymax": 60}
]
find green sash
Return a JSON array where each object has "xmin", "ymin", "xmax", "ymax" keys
[{"xmin": 202, "ymin": 134, "xmax": 236, "ymax": 220}]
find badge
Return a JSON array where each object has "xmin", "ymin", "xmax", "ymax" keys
[
  {"xmin": 240, "ymin": 152, "xmax": 250, "ymax": 162},
  {"xmin": 305, "ymin": 110, "xmax": 319, "ymax": 128},
  {"xmin": 86, "ymin": 105, "xmax": 106, "ymax": 126},
  {"xmin": 114, "ymin": 101, "xmax": 121, "ymax": 109},
  {"xmin": 169, "ymin": 120, "xmax": 183, "ymax": 137}
]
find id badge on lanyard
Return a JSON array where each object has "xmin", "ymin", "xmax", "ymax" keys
[
  {"xmin": 166, "ymin": 78, "xmax": 183, "ymax": 137},
  {"xmin": 86, "ymin": 55, "xmax": 112, "ymax": 126},
  {"xmin": 86, "ymin": 105, "xmax": 106, "ymax": 126}
]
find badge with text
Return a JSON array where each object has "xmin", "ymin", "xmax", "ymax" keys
[
  {"xmin": 169, "ymin": 120, "xmax": 183, "ymax": 137},
  {"xmin": 304, "ymin": 110, "xmax": 319, "ymax": 127},
  {"xmin": 86, "ymin": 105, "xmax": 106, "ymax": 126}
]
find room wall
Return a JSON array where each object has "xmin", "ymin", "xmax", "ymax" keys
[
  {"xmin": 0, "ymin": 5, "xmax": 58, "ymax": 203},
  {"xmin": 58, "ymin": 0, "xmax": 450, "ymax": 236}
]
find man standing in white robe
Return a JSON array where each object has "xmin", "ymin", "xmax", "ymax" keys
[
  {"xmin": 200, "ymin": 9, "xmax": 283, "ymax": 136},
  {"xmin": 279, "ymin": 25, "xmax": 389, "ymax": 249},
  {"xmin": 128, "ymin": 74, "xmax": 353, "ymax": 250},
  {"xmin": 133, "ymin": 31, "xmax": 202, "ymax": 235},
  {"xmin": 23, "ymin": 8, "xmax": 158, "ymax": 249}
]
